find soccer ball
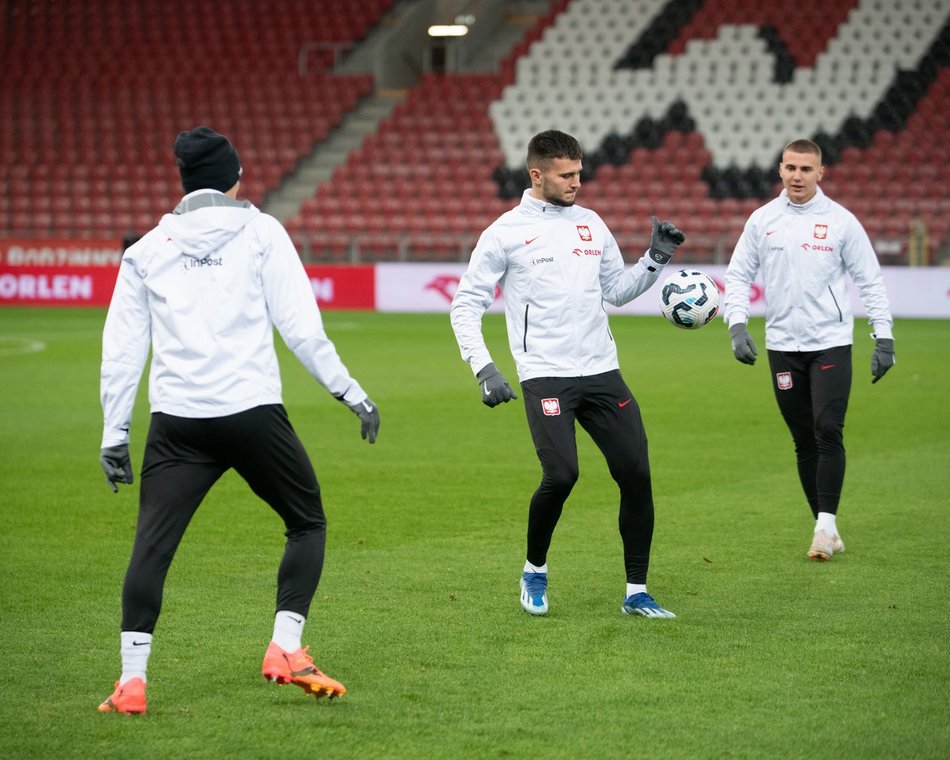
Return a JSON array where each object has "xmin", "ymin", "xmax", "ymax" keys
[{"xmin": 659, "ymin": 269, "xmax": 721, "ymax": 329}]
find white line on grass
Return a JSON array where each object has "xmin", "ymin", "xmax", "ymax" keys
[{"xmin": 0, "ymin": 336, "xmax": 47, "ymax": 356}]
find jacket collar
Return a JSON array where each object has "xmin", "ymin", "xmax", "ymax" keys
[
  {"xmin": 780, "ymin": 185, "xmax": 827, "ymax": 214},
  {"xmin": 520, "ymin": 188, "xmax": 573, "ymax": 217}
]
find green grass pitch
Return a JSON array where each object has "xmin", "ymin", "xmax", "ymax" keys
[{"xmin": 1, "ymin": 307, "xmax": 948, "ymax": 758}]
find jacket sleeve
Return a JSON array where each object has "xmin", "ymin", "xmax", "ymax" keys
[
  {"xmin": 722, "ymin": 216, "xmax": 761, "ymax": 327},
  {"xmin": 258, "ymin": 216, "xmax": 367, "ymax": 404},
  {"xmin": 100, "ymin": 250, "xmax": 151, "ymax": 447},
  {"xmin": 599, "ymin": 227, "xmax": 665, "ymax": 306},
  {"xmin": 842, "ymin": 216, "xmax": 893, "ymax": 340},
  {"xmin": 449, "ymin": 227, "xmax": 506, "ymax": 376}
]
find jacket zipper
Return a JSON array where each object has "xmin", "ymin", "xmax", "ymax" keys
[
  {"xmin": 827, "ymin": 286, "xmax": 843, "ymax": 322},
  {"xmin": 523, "ymin": 304, "xmax": 529, "ymax": 352}
]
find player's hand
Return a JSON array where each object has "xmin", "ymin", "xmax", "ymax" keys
[
  {"xmin": 729, "ymin": 323, "xmax": 758, "ymax": 365},
  {"xmin": 649, "ymin": 216, "xmax": 686, "ymax": 265},
  {"xmin": 345, "ymin": 397, "xmax": 380, "ymax": 443},
  {"xmin": 100, "ymin": 444, "xmax": 134, "ymax": 493},
  {"xmin": 476, "ymin": 362, "xmax": 518, "ymax": 408},
  {"xmin": 870, "ymin": 338, "xmax": 895, "ymax": 383}
]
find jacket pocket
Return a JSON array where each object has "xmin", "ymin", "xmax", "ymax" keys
[
  {"xmin": 826, "ymin": 286, "xmax": 843, "ymax": 323},
  {"xmin": 522, "ymin": 303, "xmax": 530, "ymax": 352}
]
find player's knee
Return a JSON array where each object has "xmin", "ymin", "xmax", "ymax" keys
[
  {"xmin": 814, "ymin": 404, "xmax": 845, "ymax": 445},
  {"xmin": 284, "ymin": 510, "xmax": 327, "ymax": 537},
  {"xmin": 541, "ymin": 466, "xmax": 578, "ymax": 497}
]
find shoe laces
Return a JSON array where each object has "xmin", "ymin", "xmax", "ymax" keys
[
  {"xmin": 523, "ymin": 573, "xmax": 547, "ymax": 596},
  {"xmin": 627, "ymin": 592, "xmax": 658, "ymax": 609},
  {"xmin": 288, "ymin": 645, "xmax": 318, "ymax": 673}
]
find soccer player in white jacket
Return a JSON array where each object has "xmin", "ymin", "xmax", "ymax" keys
[
  {"xmin": 97, "ymin": 127, "xmax": 379, "ymax": 714},
  {"xmin": 451, "ymin": 130, "xmax": 685, "ymax": 619},
  {"xmin": 723, "ymin": 138, "xmax": 895, "ymax": 561}
]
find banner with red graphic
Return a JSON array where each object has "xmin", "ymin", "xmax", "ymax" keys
[
  {"xmin": 1, "ymin": 240, "xmax": 949, "ymax": 317},
  {"xmin": 375, "ymin": 263, "xmax": 950, "ymax": 319},
  {"xmin": 0, "ymin": 240, "xmax": 375, "ymax": 309}
]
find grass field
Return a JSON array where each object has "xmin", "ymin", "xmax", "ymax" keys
[{"xmin": 1, "ymin": 307, "xmax": 948, "ymax": 759}]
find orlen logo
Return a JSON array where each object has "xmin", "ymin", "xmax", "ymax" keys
[
  {"xmin": 801, "ymin": 243, "xmax": 833, "ymax": 252},
  {"xmin": 571, "ymin": 248, "xmax": 602, "ymax": 256}
]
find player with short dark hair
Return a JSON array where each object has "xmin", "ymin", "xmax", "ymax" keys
[
  {"xmin": 723, "ymin": 138, "xmax": 894, "ymax": 560},
  {"xmin": 450, "ymin": 129, "xmax": 685, "ymax": 619},
  {"xmin": 97, "ymin": 126, "xmax": 379, "ymax": 714}
]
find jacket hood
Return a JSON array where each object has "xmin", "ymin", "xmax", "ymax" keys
[{"xmin": 159, "ymin": 190, "xmax": 260, "ymax": 259}]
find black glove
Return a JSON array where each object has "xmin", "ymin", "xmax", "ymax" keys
[
  {"xmin": 100, "ymin": 444, "xmax": 133, "ymax": 493},
  {"xmin": 649, "ymin": 215, "xmax": 686, "ymax": 265},
  {"xmin": 476, "ymin": 362, "xmax": 518, "ymax": 408},
  {"xmin": 345, "ymin": 397, "xmax": 380, "ymax": 443},
  {"xmin": 729, "ymin": 323, "xmax": 758, "ymax": 365},
  {"xmin": 870, "ymin": 338, "xmax": 895, "ymax": 384}
]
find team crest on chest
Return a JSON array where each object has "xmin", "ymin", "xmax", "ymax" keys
[
  {"xmin": 541, "ymin": 397, "xmax": 561, "ymax": 416},
  {"xmin": 576, "ymin": 225, "xmax": 592, "ymax": 242},
  {"xmin": 813, "ymin": 224, "xmax": 828, "ymax": 239}
]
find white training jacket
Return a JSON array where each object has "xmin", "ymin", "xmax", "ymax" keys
[
  {"xmin": 100, "ymin": 189, "xmax": 366, "ymax": 448},
  {"xmin": 450, "ymin": 189, "xmax": 669, "ymax": 382},
  {"xmin": 723, "ymin": 186, "xmax": 893, "ymax": 351}
]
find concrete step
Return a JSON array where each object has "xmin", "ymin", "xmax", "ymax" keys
[{"xmin": 262, "ymin": 91, "xmax": 404, "ymax": 222}]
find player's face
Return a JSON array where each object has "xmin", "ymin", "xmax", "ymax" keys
[
  {"xmin": 531, "ymin": 157, "xmax": 582, "ymax": 206},
  {"xmin": 779, "ymin": 150, "xmax": 824, "ymax": 205}
]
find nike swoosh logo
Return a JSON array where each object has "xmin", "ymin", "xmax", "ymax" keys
[
  {"xmin": 289, "ymin": 616, "xmax": 303, "ymax": 624},
  {"xmin": 525, "ymin": 236, "xmax": 540, "ymax": 245},
  {"xmin": 361, "ymin": 401, "xmax": 374, "ymax": 413},
  {"xmin": 483, "ymin": 382, "xmax": 491, "ymax": 395},
  {"xmin": 766, "ymin": 230, "xmax": 777, "ymax": 236},
  {"xmin": 618, "ymin": 399, "xmax": 632, "ymax": 407},
  {"xmin": 132, "ymin": 641, "xmax": 149, "ymax": 646},
  {"xmin": 821, "ymin": 364, "xmax": 835, "ymax": 370}
]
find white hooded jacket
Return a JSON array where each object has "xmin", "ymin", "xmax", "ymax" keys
[
  {"xmin": 723, "ymin": 187, "xmax": 893, "ymax": 351},
  {"xmin": 100, "ymin": 190, "xmax": 366, "ymax": 447},
  {"xmin": 450, "ymin": 190, "xmax": 669, "ymax": 382}
]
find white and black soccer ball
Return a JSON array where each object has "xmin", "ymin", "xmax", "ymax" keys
[{"xmin": 659, "ymin": 269, "xmax": 721, "ymax": 329}]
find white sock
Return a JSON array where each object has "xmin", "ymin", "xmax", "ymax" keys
[
  {"xmin": 120, "ymin": 631, "xmax": 152, "ymax": 685},
  {"xmin": 272, "ymin": 610, "xmax": 306, "ymax": 652},
  {"xmin": 626, "ymin": 583, "xmax": 647, "ymax": 599},
  {"xmin": 815, "ymin": 512, "xmax": 838, "ymax": 535},
  {"xmin": 524, "ymin": 561, "xmax": 547, "ymax": 574}
]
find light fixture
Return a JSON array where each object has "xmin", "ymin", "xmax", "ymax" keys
[{"xmin": 427, "ymin": 24, "xmax": 469, "ymax": 37}]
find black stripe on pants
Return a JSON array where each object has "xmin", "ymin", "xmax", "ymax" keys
[
  {"xmin": 521, "ymin": 370, "xmax": 655, "ymax": 584},
  {"xmin": 121, "ymin": 404, "xmax": 326, "ymax": 633},
  {"xmin": 767, "ymin": 345, "xmax": 852, "ymax": 517}
]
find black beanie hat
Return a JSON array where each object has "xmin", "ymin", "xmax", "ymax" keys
[{"xmin": 173, "ymin": 126, "xmax": 242, "ymax": 194}]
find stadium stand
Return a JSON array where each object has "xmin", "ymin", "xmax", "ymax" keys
[
  {"xmin": 0, "ymin": 0, "xmax": 390, "ymax": 238},
  {"xmin": 2, "ymin": 0, "xmax": 948, "ymax": 265},
  {"xmin": 490, "ymin": 0, "xmax": 950, "ymax": 262}
]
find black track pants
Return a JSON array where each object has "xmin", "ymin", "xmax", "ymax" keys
[
  {"xmin": 521, "ymin": 370, "xmax": 654, "ymax": 584},
  {"xmin": 767, "ymin": 345, "xmax": 852, "ymax": 518},
  {"xmin": 121, "ymin": 404, "xmax": 326, "ymax": 633}
]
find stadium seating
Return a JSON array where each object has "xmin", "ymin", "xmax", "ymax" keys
[
  {"xmin": 488, "ymin": 0, "xmax": 950, "ymax": 262},
  {"xmin": 0, "ymin": 0, "xmax": 390, "ymax": 238},
  {"xmin": 2, "ymin": 0, "xmax": 948, "ymax": 265}
]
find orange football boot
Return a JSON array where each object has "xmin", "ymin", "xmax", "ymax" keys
[
  {"xmin": 98, "ymin": 677, "xmax": 147, "ymax": 714},
  {"xmin": 262, "ymin": 642, "xmax": 346, "ymax": 700}
]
